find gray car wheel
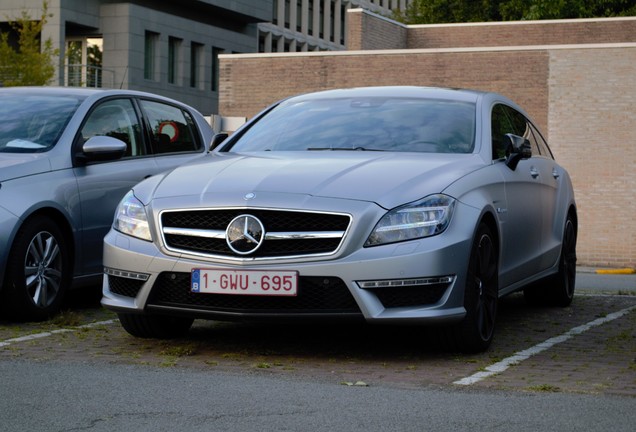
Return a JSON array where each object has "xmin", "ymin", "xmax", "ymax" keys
[
  {"xmin": 447, "ymin": 223, "xmax": 499, "ymax": 353},
  {"xmin": 1, "ymin": 216, "xmax": 70, "ymax": 321},
  {"xmin": 118, "ymin": 313, "xmax": 194, "ymax": 339}
]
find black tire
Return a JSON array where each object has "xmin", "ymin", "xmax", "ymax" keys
[
  {"xmin": 447, "ymin": 223, "xmax": 499, "ymax": 353},
  {"xmin": 548, "ymin": 216, "xmax": 577, "ymax": 307},
  {"xmin": 118, "ymin": 313, "xmax": 194, "ymax": 339},
  {"xmin": 523, "ymin": 215, "xmax": 577, "ymax": 307},
  {"xmin": 1, "ymin": 216, "xmax": 70, "ymax": 321}
]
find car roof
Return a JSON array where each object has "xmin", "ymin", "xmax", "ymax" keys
[{"xmin": 287, "ymin": 86, "xmax": 485, "ymax": 104}]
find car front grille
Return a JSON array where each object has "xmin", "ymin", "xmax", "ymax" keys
[
  {"xmin": 147, "ymin": 272, "xmax": 361, "ymax": 315},
  {"xmin": 160, "ymin": 208, "xmax": 351, "ymax": 259}
]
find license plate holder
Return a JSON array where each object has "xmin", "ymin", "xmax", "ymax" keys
[{"xmin": 191, "ymin": 268, "xmax": 298, "ymax": 296}]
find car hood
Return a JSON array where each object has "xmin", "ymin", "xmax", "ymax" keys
[
  {"xmin": 149, "ymin": 152, "xmax": 485, "ymax": 209},
  {"xmin": 0, "ymin": 153, "xmax": 52, "ymax": 182}
]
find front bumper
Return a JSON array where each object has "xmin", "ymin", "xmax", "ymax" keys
[{"xmin": 101, "ymin": 202, "xmax": 479, "ymax": 325}]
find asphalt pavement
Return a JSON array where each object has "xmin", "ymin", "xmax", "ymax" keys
[{"xmin": 576, "ymin": 267, "xmax": 636, "ymax": 294}]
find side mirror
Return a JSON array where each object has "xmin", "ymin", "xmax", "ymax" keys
[
  {"xmin": 209, "ymin": 133, "xmax": 228, "ymax": 151},
  {"xmin": 504, "ymin": 133, "xmax": 531, "ymax": 171},
  {"xmin": 76, "ymin": 135, "xmax": 127, "ymax": 164}
]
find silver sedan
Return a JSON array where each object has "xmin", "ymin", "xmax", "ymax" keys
[
  {"xmin": 0, "ymin": 87, "xmax": 213, "ymax": 321},
  {"xmin": 102, "ymin": 86, "xmax": 577, "ymax": 352}
]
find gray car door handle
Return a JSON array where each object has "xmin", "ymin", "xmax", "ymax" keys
[
  {"xmin": 552, "ymin": 168, "xmax": 560, "ymax": 179},
  {"xmin": 530, "ymin": 167, "xmax": 539, "ymax": 178}
]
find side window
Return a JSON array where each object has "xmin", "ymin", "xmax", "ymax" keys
[
  {"xmin": 139, "ymin": 100, "xmax": 202, "ymax": 154},
  {"xmin": 528, "ymin": 122, "xmax": 554, "ymax": 159},
  {"xmin": 491, "ymin": 104, "xmax": 514, "ymax": 160},
  {"xmin": 80, "ymin": 99, "xmax": 143, "ymax": 157}
]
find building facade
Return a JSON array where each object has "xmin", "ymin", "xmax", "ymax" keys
[
  {"xmin": 258, "ymin": 0, "xmax": 410, "ymax": 52},
  {"xmin": 0, "ymin": 1, "xmax": 411, "ymax": 114},
  {"xmin": 0, "ymin": 0, "xmax": 273, "ymax": 114}
]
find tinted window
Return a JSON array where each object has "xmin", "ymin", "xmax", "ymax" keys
[
  {"xmin": 139, "ymin": 100, "xmax": 201, "ymax": 154},
  {"xmin": 80, "ymin": 98, "xmax": 144, "ymax": 157},
  {"xmin": 0, "ymin": 94, "xmax": 82, "ymax": 153},
  {"xmin": 491, "ymin": 104, "xmax": 548, "ymax": 160},
  {"xmin": 227, "ymin": 97, "xmax": 476, "ymax": 154}
]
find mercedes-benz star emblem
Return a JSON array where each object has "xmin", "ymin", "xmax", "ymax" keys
[{"xmin": 226, "ymin": 215, "xmax": 265, "ymax": 255}]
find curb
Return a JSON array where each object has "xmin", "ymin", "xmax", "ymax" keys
[{"xmin": 595, "ymin": 268, "xmax": 636, "ymax": 275}]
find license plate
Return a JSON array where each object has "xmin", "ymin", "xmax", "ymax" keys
[{"xmin": 191, "ymin": 268, "xmax": 298, "ymax": 296}]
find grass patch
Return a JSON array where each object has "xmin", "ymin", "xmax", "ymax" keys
[{"xmin": 527, "ymin": 384, "xmax": 561, "ymax": 393}]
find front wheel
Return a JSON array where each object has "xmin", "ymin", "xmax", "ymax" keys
[
  {"xmin": 0, "ymin": 216, "xmax": 70, "ymax": 321},
  {"xmin": 446, "ymin": 223, "xmax": 499, "ymax": 353},
  {"xmin": 118, "ymin": 313, "xmax": 194, "ymax": 339}
]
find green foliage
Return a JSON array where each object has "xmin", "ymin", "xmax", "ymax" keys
[
  {"xmin": 393, "ymin": 0, "xmax": 636, "ymax": 24},
  {"xmin": 0, "ymin": 1, "xmax": 58, "ymax": 86}
]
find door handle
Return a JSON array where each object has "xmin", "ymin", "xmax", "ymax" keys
[
  {"xmin": 552, "ymin": 168, "xmax": 560, "ymax": 179},
  {"xmin": 530, "ymin": 167, "xmax": 539, "ymax": 178}
]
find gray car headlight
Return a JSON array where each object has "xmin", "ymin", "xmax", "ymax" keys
[
  {"xmin": 113, "ymin": 191, "xmax": 152, "ymax": 241},
  {"xmin": 365, "ymin": 194, "xmax": 456, "ymax": 247}
]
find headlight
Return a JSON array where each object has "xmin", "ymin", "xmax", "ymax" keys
[
  {"xmin": 113, "ymin": 191, "xmax": 152, "ymax": 241},
  {"xmin": 365, "ymin": 194, "xmax": 456, "ymax": 247}
]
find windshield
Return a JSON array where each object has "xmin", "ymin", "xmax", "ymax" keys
[
  {"xmin": 0, "ymin": 93, "xmax": 83, "ymax": 153},
  {"xmin": 226, "ymin": 97, "xmax": 476, "ymax": 153}
]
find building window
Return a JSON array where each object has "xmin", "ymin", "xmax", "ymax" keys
[
  {"xmin": 273, "ymin": 0, "xmax": 278, "ymax": 25},
  {"xmin": 168, "ymin": 37, "xmax": 181, "ymax": 85},
  {"xmin": 144, "ymin": 31, "xmax": 158, "ymax": 81},
  {"xmin": 340, "ymin": 3, "xmax": 346, "ymax": 45},
  {"xmin": 190, "ymin": 42, "xmax": 203, "ymax": 88},
  {"xmin": 211, "ymin": 46, "xmax": 224, "ymax": 91},
  {"xmin": 285, "ymin": 0, "xmax": 291, "ymax": 29},
  {"xmin": 308, "ymin": 0, "xmax": 314, "ymax": 35},
  {"xmin": 296, "ymin": 0, "xmax": 303, "ymax": 32},
  {"xmin": 330, "ymin": 0, "xmax": 335, "ymax": 42}
]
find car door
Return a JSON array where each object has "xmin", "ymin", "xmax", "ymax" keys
[
  {"xmin": 491, "ymin": 104, "xmax": 545, "ymax": 286},
  {"xmin": 72, "ymin": 97, "xmax": 162, "ymax": 277}
]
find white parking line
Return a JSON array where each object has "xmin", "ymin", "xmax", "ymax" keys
[
  {"xmin": 0, "ymin": 319, "xmax": 117, "ymax": 348},
  {"xmin": 454, "ymin": 304, "xmax": 636, "ymax": 386}
]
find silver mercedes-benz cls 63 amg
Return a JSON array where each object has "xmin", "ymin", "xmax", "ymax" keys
[{"xmin": 102, "ymin": 86, "xmax": 577, "ymax": 352}]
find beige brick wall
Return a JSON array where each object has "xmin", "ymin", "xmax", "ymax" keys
[
  {"xmin": 219, "ymin": 18, "xmax": 636, "ymax": 268},
  {"xmin": 549, "ymin": 47, "xmax": 636, "ymax": 268}
]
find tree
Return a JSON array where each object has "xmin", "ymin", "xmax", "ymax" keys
[
  {"xmin": 393, "ymin": 0, "xmax": 636, "ymax": 24},
  {"xmin": 0, "ymin": 1, "xmax": 58, "ymax": 86}
]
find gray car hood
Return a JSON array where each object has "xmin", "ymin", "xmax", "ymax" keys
[
  {"xmin": 149, "ymin": 152, "xmax": 485, "ymax": 209},
  {"xmin": 0, "ymin": 153, "xmax": 52, "ymax": 182}
]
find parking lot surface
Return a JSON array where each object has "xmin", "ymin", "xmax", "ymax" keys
[{"xmin": 1, "ymin": 286, "xmax": 635, "ymax": 396}]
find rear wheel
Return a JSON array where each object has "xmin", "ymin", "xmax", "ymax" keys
[
  {"xmin": 447, "ymin": 223, "xmax": 499, "ymax": 353},
  {"xmin": 549, "ymin": 216, "xmax": 577, "ymax": 306},
  {"xmin": 524, "ymin": 215, "xmax": 576, "ymax": 307},
  {"xmin": 118, "ymin": 313, "xmax": 194, "ymax": 339},
  {"xmin": 1, "ymin": 216, "xmax": 70, "ymax": 321}
]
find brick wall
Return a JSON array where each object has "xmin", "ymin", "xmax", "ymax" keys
[
  {"xmin": 549, "ymin": 47, "xmax": 636, "ymax": 268},
  {"xmin": 406, "ymin": 17, "xmax": 636, "ymax": 49},
  {"xmin": 219, "ymin": 17, "xmax": 636, "ymax": 268},
  {"xmin": 347, "ymin": 9, "xmax": 408, "ymax": 50}
]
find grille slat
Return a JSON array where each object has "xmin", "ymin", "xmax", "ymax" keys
[{"xmin": 161, "ymin": 209, "xmax": 350, "ymax": 259}]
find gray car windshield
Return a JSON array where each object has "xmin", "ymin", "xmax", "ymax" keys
[
  {"xmin": 227, "ymin": 97, "xmax": 476, "ymax": 153},
  {"xmin": 0, "ymin": 94, "xmax": 83, "ymax": 153}
]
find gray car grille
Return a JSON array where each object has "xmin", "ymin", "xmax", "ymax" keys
[{"xmin": 160, "ymin": 209, "xmax": 351, "ymax": 259}]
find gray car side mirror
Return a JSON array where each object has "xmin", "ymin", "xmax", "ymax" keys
[{"xmin": 504, "ymin": 133, "xmax": 532, "ymax": 171}]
